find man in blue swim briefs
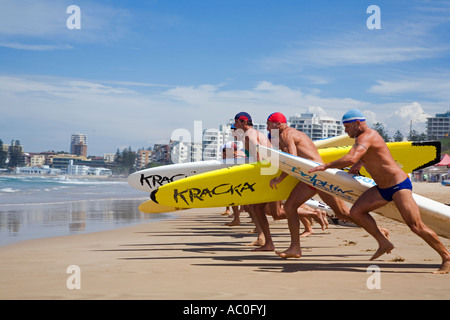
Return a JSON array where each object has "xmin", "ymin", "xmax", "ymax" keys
[{"xmin": 309, "ymin": 109, "xmax": 450, "ymax": 274}]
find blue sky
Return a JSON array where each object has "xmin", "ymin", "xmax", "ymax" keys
[{"xmin": 1, "ymin": 0, "xmax": 449, "ymax": 155}]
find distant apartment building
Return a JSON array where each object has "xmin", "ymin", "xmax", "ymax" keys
[
  {"xmin": 289, "ymin": 113, "xmax": 344, "ymax": 140},
  {"xmin": 170, "ymin": 124, "xmax": 247, "ymax": 163},
  {"xmin": 427, "ymin": 111, "xmax": 450, "ymax": 140},
  {"xmin": 103, "ymin": 153, "xmax": 115, "ymax": 163},
  {"xmin": 136, "ymin": 150, "xmax": 153, "ymax": 169},
  {"xmin": 152, "ymin": 144, "xmax": 171, "ymax": 164},
  {"xmin": 29, "ymin": 153, "xmax": 46, "ymax": 167},
  {"xmin": 203, "ymin": 127, "xmax": 226, "ymax": 161},
  {"xmin": 70, "ymin": 133, "xmax": 87, "ymax": 157}
]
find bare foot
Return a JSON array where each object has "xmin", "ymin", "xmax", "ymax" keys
[
  {"xmin": 300, "ymin": 230, "xmax": 314, "ymax": 238},
  {"xmin": 253, "ymin": 244, "xmax": 275, "ymax": 252},
  {"xmin": 370, "ymin": 241, "xmax": 395, "ymax": 260},
  {"xmin": 225, "ymin": 219, "xmax": 240, "ymax": 226},
  {"xmin": 432, "ymin": 260, "xmax": 450, "ymax": 274},
  {"xmin": 276, "ymin": 248, "xmax": 302, "ymax": 259},
  {"xmin": 245, "ymin": 239, "xmax": 265, "ymax": 247}
]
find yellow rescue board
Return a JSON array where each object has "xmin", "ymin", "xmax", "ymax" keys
[
  {"xmin": 320, "ymin": 141, "xmax": 440, "ymax": 177},
  {"xmin": 151, "ymin": 162, "xmax": 299, "ymax": 208},
  {"xmin": 314, "ymin": 135, "xmax": 355, "ymax": 148},
  {"xmin": 151, "ymin": 141, "xmax": 440, "ymax": 209},
  {"xmin": 138, "ymin": 135, "xmax": 354, "ymax": 213}
]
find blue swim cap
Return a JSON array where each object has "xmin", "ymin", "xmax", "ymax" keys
[{"xmin": 342, "ymin": 109, "xmax": 366, "ymax": 124}]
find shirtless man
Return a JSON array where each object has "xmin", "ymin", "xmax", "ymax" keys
[
  {"xmin": 268, "ymin": 112, "xmax": 360, "ymax": 259},
  {"xmin": 309, "ymin": 109, "xmax": 450, "ymax": 274},
  {"xmin": 221, "ymin": 141, "xmax": 245, "ymax": 226},
  {"xmin": 233, "ymin": 112, "xmax": 273, "ymax": 247},
  {"xmin": 234, "ymin": 112, "xmax": 326, "ymax": 250}
]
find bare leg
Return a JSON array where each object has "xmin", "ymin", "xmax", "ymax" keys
[
  {"xmin": 252, "ymin": 203, "xmax": 275, "ymax": 251},
  {"xmin": 318, "ymin": 191, "xmax": 389, "ymax": 238},
  {"xmin": 299, "ymin": 216, "xmax": 314, "ymax": 237},
  {"xmin": 348, "ymin": 187, "xmax": 394, "ymax": 260},
  {"xmin": 225, "ymin": 206, "xmax": 241, "ymax": 226},
  {"xmin": 276, "ymin": 183, "xmax": 316, "ymax": 259},
  {"xmin": 245, "ymin": 205, "xmax": 265, "ymax": 247},
  {"xmin": 393, "ymin": 190, "xmax": 450, "ymax": 274},
  {"xmin": 298, "ymin": 205, "xmax": 326, "ymax": 232}
]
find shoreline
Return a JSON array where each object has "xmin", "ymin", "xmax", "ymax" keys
[
  {"xmin": 0, "ymin": 182, "xmax": 449, "ymax": 300},
  {"xmin": 0, "ymin": 173, "xmax": 128, "ymax": 180}
]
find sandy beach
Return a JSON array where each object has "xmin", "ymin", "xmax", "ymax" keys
[{"xmin": 0, "ymin": 181, "xmax": 449, "ymax": 301}]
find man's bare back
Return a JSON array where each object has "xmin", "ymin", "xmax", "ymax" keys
[
  {"xmin": 350, "ymin": 128, "xmax": 408, "ymax": 189},
  {"xmin": 279, "ymin": 127, "xmax": 323, "ymax": 162},
  {"xmin": 267, "ymin": 113, "xmax": 353, "ymax": 259}
]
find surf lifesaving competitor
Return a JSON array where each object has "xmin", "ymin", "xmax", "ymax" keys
[
  {"xmin": 221, "ymin": 140, "xmax": 246, "ymax": 226},
  {"xmin": 309, "ymin": 109, "xmax": 450, "ymax": 274},
  {"xmin": 267, "ymin": 112, "xmax": 368, "ymax": 259},
  {"xmin": 233, "ymin": 112, "xmax": 284, "ymax": 248}
]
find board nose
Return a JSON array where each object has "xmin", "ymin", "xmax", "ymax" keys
[{"xmin": 150, "ymin": 189, "xmax": 159, "ymax": 203}]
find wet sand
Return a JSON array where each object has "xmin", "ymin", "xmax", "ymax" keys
[{"xmin": 0, "ymin": 182, "xmax": 449, "ymax": 300}]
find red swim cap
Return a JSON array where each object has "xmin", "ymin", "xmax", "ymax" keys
[
  {"xmin": 234, "ymin": 112, "xmax": 252, "ymax": 122},
  {"xmin": 267, "ymin": 112, "xmax": 287, "ymax": 123}
]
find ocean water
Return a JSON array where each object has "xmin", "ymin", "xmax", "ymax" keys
[{"xmin": 0, "ymin": 175, "xmax": 174, "ymax": 246}]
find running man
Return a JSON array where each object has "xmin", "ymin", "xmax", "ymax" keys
[
  {"xmin": 221, "ymin": 140, "xmax": 245, "ymax": 226},
  {"xmin": 267, "ymin": 112, "xmax": 364, "ymax": 259},
  {"xmin": 232, "ymin": 112, "xmax": 275, "ymax": 247},
  {"xmin": 234, "ymin": 112, "xmax": 326, "ymax": 250},
  {"xmin": 309, "ymin": 109, "xmax": 450, "ymax": 274}
]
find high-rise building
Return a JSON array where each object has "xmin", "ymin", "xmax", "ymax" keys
[
  {"xmin": 289, "ymin": 113, "xmax": 344, "ymax": 140},
  {"xmin": 427, "ymin": 111, "xmax": 450, "ymax": 140},
  {"xmin": 70, "ymin": 134, "xmax": 87, "ymax": 157}
]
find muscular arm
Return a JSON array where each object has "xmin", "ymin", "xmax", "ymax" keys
[
  {"xmin": 272, "ymin": 137, "xmax": 297, "ymax": 184},
  {"xmin": 245, "ymin": 129, "xmax": 271, "ymax": 161},
  {"xmin": 309, "ymin": 142, "xmax": 369, "ymax": 173}
]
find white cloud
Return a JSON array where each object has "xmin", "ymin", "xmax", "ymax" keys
[
  {"xmin": 368, "ymin": 74, "xmax": 450, "ymax": 100},
  {"xmin": 257, "ymin": 3, "xmax": 450, "ymax": 71},
  {"xmin": 0, "ymin": 76, "xmax": 364, "ymax": 154},
  {"xmin": 0, "ymin": 0, "xmax": 133, "ymax": 50},
  {"xmin": 0, "ymin": 75, "xmax": 445, "ymax": 154},
  {"xmin": 259, "ymin": 32, "xmax": 447, "ymax": 71},
  {"xmin": 383, "ymin": 102, "xmax": 430, "ymax": 135},
  {"xmin": 0, "ymin": 42, "xmax": 73, "ymax": 51}
]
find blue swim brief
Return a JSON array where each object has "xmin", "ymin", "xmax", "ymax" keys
[{"xmin": 377, "ymin": 177, "xmax": 412, "ymax": 202}]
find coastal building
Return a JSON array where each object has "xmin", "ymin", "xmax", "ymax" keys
[
  {"xmin": 170, "ymin": 140, "xmax": 190, "ymax": 163},
  {"xmin": 152, "ymin": 144, "xmax": 171, "ymax": 164},
  {"xmin": 202, "ymin": 128, "xmax": 226, "ymax": 161},
  {"xmin": 51, "ymin": 154, "xmax": 87, "ymax": 170},
  {"xmin": 427, "ymin": 111, "xmax": 450, "ymax": 140},
  {"xmin": 103, "ymin": 153, "xmax": 115, "ymax": 163},
  {"xmin": 136, "ymin": 150, "xmax": 152, "ymax": 169},
  {"xmin": 289, "ymin": 113, "xmax": 344, "ymax": 141},
  {"xmin": 15, "ymin": 165, "xmax": 61, "ymax": 175},
  {"xmin": 67, "ymin": 160, "xmax": 112, "ymax": 176},
  {"xmin": 70, "ymin": 133, "xmax": 87, "ymax": 157}
]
